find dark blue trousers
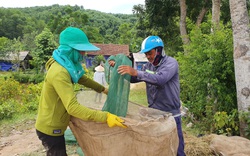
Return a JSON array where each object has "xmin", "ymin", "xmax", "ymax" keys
[{"xmin": 174, "ymin": 116, "xmax": 186, "ymax": 156}]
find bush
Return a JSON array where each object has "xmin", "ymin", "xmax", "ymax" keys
[
  {"xmin": 0, "ymin": 78, "xmax": 21, "ymax": 103},
  {"xmin": 0, "ymin": 77, "xmax": 42, "ymax": 120},
  {"xmin": 12, "ymin": 72, "xmax": 45, "ymax": 84},
  {"xmin": 28, "ymin": 73, "xmax": 45, "ymax": 83},
  {"xmin": 176, "ymin": 23, "xmax": 238, "ymax": 134},
  {"xmin": 0, "ymin": 99, "xmax": 18, "ymax": 120}
]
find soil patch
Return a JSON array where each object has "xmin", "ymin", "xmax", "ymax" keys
[{"xmin": 0, "ymin": 128, "xmax": 43, "ymax": 156}]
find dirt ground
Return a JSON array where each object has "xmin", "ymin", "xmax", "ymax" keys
[
  {"xmin": 0, "ymin": 128, "xmax": 43, "ymax": 156},
  {"xmin": 0, "ymin": 125, "xmax": 81, "ymax": 156}
]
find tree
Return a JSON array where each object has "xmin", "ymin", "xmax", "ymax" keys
[
  {"xmin": 21, "ymin": 31, "xmax": 39, "ymax": 51},
  {"xmin": 229, "ymin": 0, "xmax": 250, "ymax": 137},
  {"xmin": 196, "ymin": 0, "xmax": 210, "ymax": 26},
  {"xmin": 117, "ymin": 23, "xmax": 133, "ymax": 45},
  {"xmin": 48, "ymin": 5, "xmax": 89, "ymax": 34},
  {"xmin": 179, "ymin": 0, "xmax": 190, "ymax": 49},
  {"xmin": 83, "ymin": 26, "xmax": 104, "ymax": 43},
  {"xmin": 0, "ymin": 37, "xmax": 9, "ymax": 57},
  {"xmin": 135, "ymin": 0, "xmax": 181, "ymax": 55},
  {"xmin": 92, "ymin": 55, "xmax": 106, "ymax": 68},
  {"xmin": 31, "ymin": 28, "xmax": 57, "ymax": 72},
  {"xmin": 176, "ymin": 24, "xmax": 237, "ymax": 133},
  {"xmin": 212, "ymin": 0, "xmax": 221, "ymax": 28},
  {"xmin": 0, "ymin": 11, "xmax": 26, "ymax": 39}
]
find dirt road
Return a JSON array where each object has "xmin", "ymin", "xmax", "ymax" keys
[{"xmin": 0, "ymin": 128, "xmax": 43, "ymax": 156}]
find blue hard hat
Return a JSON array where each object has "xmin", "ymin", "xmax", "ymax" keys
[{"xmin": 140, "ymin": 36, "xmax": 164, "ymax": 53}]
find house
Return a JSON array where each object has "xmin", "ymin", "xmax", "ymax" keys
[
  {"xmin": 0, "ymin": 51, "xmax": 32, "ymax": 71},
  {"xmin": 85, "ymin": 43, "xmax": 130, "ymax": 67},
  {"xmin": 132, "ymin": 52, "xmax": 148, "ymax": 70}
]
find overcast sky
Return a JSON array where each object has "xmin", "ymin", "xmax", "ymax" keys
[{"xmin": 0, "ymin": 0, "xmax": 145, "ymax": 14}]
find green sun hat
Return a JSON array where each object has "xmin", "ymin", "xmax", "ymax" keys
[{"xmin": 59, "ymin": 27, "xmax": 100, "ymax": 51}]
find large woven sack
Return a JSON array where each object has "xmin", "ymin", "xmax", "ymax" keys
[
  {"xmin": 70, "ymin": 91, "xmax": 178, "ymax": 156},
  {"xmin": 210, "ymin": 134, "xmax": 250, "ymax": 156}
]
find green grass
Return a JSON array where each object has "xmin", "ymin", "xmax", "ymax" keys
[
  {"xmin": 129, "ymin": 89, "xmax": 148, "ymax": 106},
  {"xmin": 128, "ymin": 82, "xmax": 148, "ymax": 106},
  {"xmin": 0, "ymin": 71, "xmax": 12, "ymax": 79}
]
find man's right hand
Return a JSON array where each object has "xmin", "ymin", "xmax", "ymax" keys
[{"xmin": 117, "ymin": 65, "xmax": 138, "ymax": 76}]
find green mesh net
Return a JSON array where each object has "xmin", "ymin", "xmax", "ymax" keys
[{"xmin": 102, "ymin": 54, "xmax": 132, "ymax": 117}]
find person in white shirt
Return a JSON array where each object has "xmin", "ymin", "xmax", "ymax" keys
[{"xmin": 93, "ymin": 64, "xmax": 106, "ymax": 102}]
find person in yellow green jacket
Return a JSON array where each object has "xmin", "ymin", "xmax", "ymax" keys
[{"xmin": 35, "ymin": 27, "xmax": 126, "ymax": 156}]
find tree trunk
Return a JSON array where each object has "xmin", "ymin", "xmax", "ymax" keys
[
  {"xmin": 229, "ymin": 0, "xmax": 250, "ymax": 137},
  {"xmin": 179, "ymin": 0, "xmax": 190, "ymax": 52},
  {"xmin": 212, "ymin": 0, "xmax": 221, "ymax": 29},
  {"xmin": 196, "ymin": 7, "xmax": 209, "ymax": 27},
  {"xmin": 196, "ymin": 0, "xmax": 209, "ymax": 27}
]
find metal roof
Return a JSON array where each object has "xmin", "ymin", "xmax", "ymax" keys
[
  {"xmin": 1, "ymin": 51, "xmax": 29, "ymax": 61},
  {"xmin": 133, "ymin": 52, "xmax": 148, "ymax": 62},
  {"xmin": 87, "ymin": 44, "xmax": 129, "ymax": 56}
]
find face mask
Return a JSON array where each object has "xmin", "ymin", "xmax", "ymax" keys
[{"xmin": 152, "ymin": 47, "xmax": 164, "ymax": 66}]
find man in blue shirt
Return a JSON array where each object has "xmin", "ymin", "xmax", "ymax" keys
[{"xmin": 109, "ymin": 36, "xmax": 186, "ymax": 156}]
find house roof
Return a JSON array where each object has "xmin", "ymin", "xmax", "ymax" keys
[
  {"xmin": 1, "ymin": 51, "xmax": 29, "ymax": 61},
  {"xmin": 133, "ymin": 52, "xmax": 148, "ymax": 62},
  {"xmin": 87, "ymin": 44, "xmax": 129, "ymax": 56}
]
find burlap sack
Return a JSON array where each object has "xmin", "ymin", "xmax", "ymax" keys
[
  {"xmin": 70, "ymin": 92, "xmax": 179, "ymax": 156},
  {"xmin": 210, "ymin": 134, "xmax": 250, "ymax": 156}
]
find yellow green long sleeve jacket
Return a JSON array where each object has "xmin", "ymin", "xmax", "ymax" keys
[{"xmin": 35, "ymin": 58, "xmax": 108, "ymax": 136}]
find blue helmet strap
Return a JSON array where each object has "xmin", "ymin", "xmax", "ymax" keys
[{"xmin": 152, "ymin": 47, "xmax": 163, "ymax": 66}]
